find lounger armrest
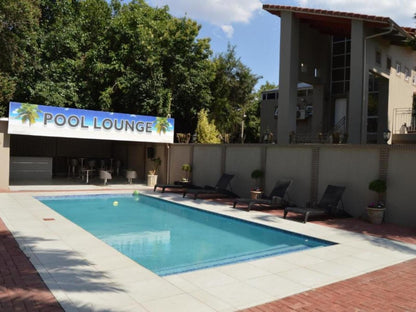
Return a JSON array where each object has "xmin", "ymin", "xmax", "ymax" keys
[{"xmin": 271, "ymin": 196, "xmax": 282, "ymax": 204}]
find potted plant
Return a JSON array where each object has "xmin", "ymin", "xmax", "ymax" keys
[
  {"xmin": 250, "ymin": 169, "xmax": 264, "ymax": 199},
  {"xmin": 147, "ymin": 157, "xmax": 161, "ymax": 187},
  {"xmin": 181, "ymin": 163, "xmax": 192, "ymax": 182},
  {"xmin": 366, "ymin": 179, "xmax": 387, "ymax": 224}
]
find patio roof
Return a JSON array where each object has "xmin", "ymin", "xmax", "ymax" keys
[{"xmin": 263, "ymin": 4, "xmax": 415, "ymax": 45}]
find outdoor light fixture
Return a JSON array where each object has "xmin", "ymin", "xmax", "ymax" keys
[
  {"xmin": 300, "ymin": 62, "xmax": 308, "ymax": 73},
  {"xmin": 383, "ymin": 129, "xmax": 391, "ymax": 143}
]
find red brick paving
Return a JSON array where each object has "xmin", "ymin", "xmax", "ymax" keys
[
  {"xmin": 240, "ymin": 258, "xmax": 416, "ymax": 312},
  {"xmin": 0, "ymin": 218, "xmax": 63, "ymax": 312},
  {"xmin": 233, "ymin": 205, "xmax": 416, "ymax": 312},
  {"xmin": 1, "ymin": 194, "xmax": 416, "ymax": 312}
]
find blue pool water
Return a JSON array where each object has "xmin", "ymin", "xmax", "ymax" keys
[{"xmin": 37, "ymin": 194, "xmax": 334, "ymax": 276}]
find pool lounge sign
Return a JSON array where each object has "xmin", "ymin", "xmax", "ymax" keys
[{"xmin": 8, "ymin": 102, "xmax": 174, "ymax": 143}]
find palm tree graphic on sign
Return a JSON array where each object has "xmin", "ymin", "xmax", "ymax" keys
[
  {"xmin": 154, "ymin": 117, "xmax": 170, "ymax": 134},
  {"xmin": 16, "ymin": 103, "xmax": 42, "ymax": 126}
]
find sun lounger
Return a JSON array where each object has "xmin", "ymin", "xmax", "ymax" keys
[
  {"xmin": 183, "ymin": 173, "xmax": 238, "ymax": 199},
  {"xmin": 284, "ymin": 185, "xmax": 345, "ymax": 223},
  {"xmin": 233, "ymin": 180, "xmax": 292, "ymax": 211},
  {"xmin": 154, "ymin": 181, "xmax": 199, "ymax": 193}
]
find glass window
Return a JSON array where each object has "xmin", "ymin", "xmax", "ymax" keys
[
  {"xmin": 404, "ymin": 67, "xmax": 410, "ymax": 81},
  {"xmin": 346, "ymin": 40, "xmax": 351, "ymax": 53},
  {"xmin": 375, "ymin": 51, "xmax": 381, "ymax": 66},
  {"xmin": 297, "ymin": 90, "xmax": 307, "ymax": 97},
  {"xmin": 332, "ymin": 68, "xmax": 345, "ymax": 81},
  {"xmin": 332, "ymin": 82, "xmax": 344, "ymax": 94},
  {"xmin": 267, "ymin": 93, "xmax": 276, "ymax": 100},
  {"xmin": 396, "ymin": 62, "xmax": 401, "ymax": 75},
  {"xmin": 368, "ymin": 93, "xmax": 378, "ymax": 116},
  {"xmin": 386, "ymin": 57, "xmax": 392, "ymax": 73},
  {"xmin": 367, "ymin": 117, "xmax": 378, "ymax": 133},
  {"xmin": 333, "ymin": 42, "xmax": 346, "ymax": 55},
  {"xmin": 332, "ymin": 55, "xmax": 345, "ymax": 68}
]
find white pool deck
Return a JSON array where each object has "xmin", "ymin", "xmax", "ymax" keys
[{"xmin": 1, "ymin": 184, "xmax": 416, "ymax": 312}]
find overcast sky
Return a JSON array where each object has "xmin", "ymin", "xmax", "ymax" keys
[{"xmin": 146, "ymin": 0, "xmax": 416, "ymax": 88}]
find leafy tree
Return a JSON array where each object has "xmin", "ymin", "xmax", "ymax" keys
[
  {"xmin": 210, "ymin": 45, "xmax": 260, "ymax": 142},
  {"xmin": 0, "ymin": 0, "xmax": 40, "ymax": 116},
  {"xmin": 195, "ymin": 109, "xmax": 220, "ymax": 143}
]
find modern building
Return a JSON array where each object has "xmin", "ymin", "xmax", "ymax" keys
[
  {"xmin": 263, "ymin": 5, "xmax": 416, "ymax": 144},
  {"xmin": 261, "ymin": 83, "xmax": 315, "ymax": 143}
]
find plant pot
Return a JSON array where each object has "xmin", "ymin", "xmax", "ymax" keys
[
  {"xmin": 147, "ymin": 174, "xmax": 158, "ymax": 187},
  {"xmin": 250, "ymin": 190, "xmax": 263, "ymax": 199},
  {"xmin": 366, "ymin": 207, "xmax": 385, "ymax": 224}
]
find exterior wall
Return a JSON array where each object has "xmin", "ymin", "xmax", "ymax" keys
[
  {"xmin": 144, "ymin": 143, "xmax": 167, "ymax": 183},
  {"xmin": 387, "ymin": 147, "xmax": 416, "ymax": 226},
  {"xmin": 386, "ymin": 46, "xmax": 416, "ymax": 134},
  {"xmin": 192, "ymin": 145, "xmax": 223, "ymax": 187},
  {"xmin": 225, "ymin": 146, "xmax": 263, "ymax": 197},
  {"xmin": 0, "ymin": 121, "xmax": 10, "ymax": 191},
  {"xmin": 169, "ymin": 143, "xmax": 416, "ymax": 228},
  {"xmin": 277, "ymin": 12, "xmax": 299, "ymax": 144},
  {"xmin": 348, "ymin": 20, "xmax": 366, "ymax": 143},
  {"xmin": 167, "ymin": 144, "xmax": 193, "ymax": 183},
  {"xmin": 319, "ymin": 146, "xmax": 379, "ymax": 217},
  {"xmin": 127, "ymin": 143, "xmax": 145, "ymax": 182},
  {"xmin": 265, "ymin": 146, "xmax": 312, "ymax": 206}
]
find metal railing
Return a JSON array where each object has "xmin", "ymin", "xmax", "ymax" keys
[{"xmin": 392, "ymin": 108, "xmax": 416, "ymax": 134}]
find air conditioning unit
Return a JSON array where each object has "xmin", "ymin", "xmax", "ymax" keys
[{"xmin": 297, "ymin": 109, "xmax": 306, "ymax": 120}]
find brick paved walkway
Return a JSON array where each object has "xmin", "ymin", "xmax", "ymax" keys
[
  {"xmin": 1, "ymin": 200, "xmax": 416, "ymax": 312},
  {"xmin": 235, "ymin": 206, "xmax": 416, "ymax": 312},
  {"xmin": 0, "ymin": 219, "xmax": 63, "ymax": 312},
  {"xmin": 240, "ymin": 258, "xmax": 416, "ymax": 312}
]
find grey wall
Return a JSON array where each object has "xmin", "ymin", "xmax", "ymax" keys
[
  {"xmin": 0, "ymin": 121, "xmax": 10, "ymax": 190},
  {"xmin": 168, "ymin": 143, "xmax": 415, "ymax": 228}
]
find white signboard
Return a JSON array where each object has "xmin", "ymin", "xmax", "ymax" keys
[{"xmin": 8, "ymin": 102, "xmax": 174, "ymax": 143}]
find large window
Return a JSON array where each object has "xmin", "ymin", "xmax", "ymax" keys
[
  {"xmin": 367, "ymin": 72, "xmax": 380, "ymax": 134},
  {"xmin": 330, "ymin": 37, "xmax": 351, "ymax": 96}
]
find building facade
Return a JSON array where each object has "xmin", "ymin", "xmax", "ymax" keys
[{"xmin": 263, "ymin": 5, "xmax": 416, "ymax": 144}]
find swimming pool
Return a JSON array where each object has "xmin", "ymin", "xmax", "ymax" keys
[{"xmin": 38, "ymin": 194, "xmax": 334, "ymax": 276}]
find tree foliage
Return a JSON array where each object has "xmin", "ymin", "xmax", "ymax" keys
[
  {"xmin": 210, "ymin": 45, "xmax": 260, "ymax": 142},
  {"xmin": 195, "ymin": 109, "xmax": 221, "ymax": 143},
  {"xmin": 0, "ymin": 0, "xmax": 262, "ymax": 143},
  {"xmin": 0, "ymin": 0, "xmax": 40, "ymax": 115}
]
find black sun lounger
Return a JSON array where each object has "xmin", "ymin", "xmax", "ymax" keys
[
  {"xmin": 284, "ymin": 185, "xmax": 346, "ymax": 223},
  {"xmin": 182, "ymin": 173, "xmax": 239, "ymax": 200},
  {"xmin": 233, "ymin": 180, "xmax": 292, "ymax": 211}
]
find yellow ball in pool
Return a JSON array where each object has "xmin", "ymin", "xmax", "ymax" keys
[{"xmin": 113, "ymin": 201, "xmax": 119, "ymax": 207}]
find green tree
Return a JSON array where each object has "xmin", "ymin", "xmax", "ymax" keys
[
  {"xmin": 210, "ymin": 45, "xmax": 260, "ymax": 142},
  {"xmin": 195, "ymin": 109, "xmax": 220, "ymax": 143},
  {"xmin": 0, "ymin": 0, "xmax": 40, "ymax": 116}
]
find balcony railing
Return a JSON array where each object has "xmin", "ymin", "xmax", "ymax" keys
[{"xmin": 392, "ymin": 108, "xmax": 416, "ymax": 134}]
